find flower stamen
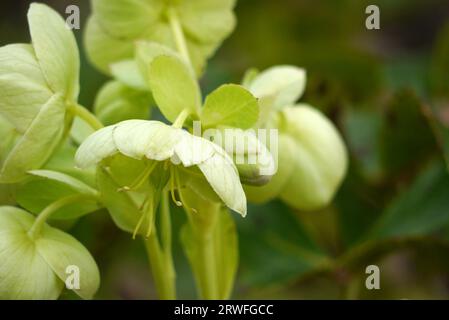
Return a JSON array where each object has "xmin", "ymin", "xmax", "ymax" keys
[{"xmin": 118, "ymin": 161, "xmax": 158, "ymax": 192}]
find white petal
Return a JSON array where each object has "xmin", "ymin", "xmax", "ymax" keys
[
  {"xmin": 113, "ymin": 120, "xmax": 181, "ymax": 161},
  {"xmin": 75, "ymin": 125, "xmax": 117, "ymax": 168}
]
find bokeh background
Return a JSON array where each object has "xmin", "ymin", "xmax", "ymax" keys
[{"xmin": 2, "ymin": 0, "xmax": 449, "ymax": 299}]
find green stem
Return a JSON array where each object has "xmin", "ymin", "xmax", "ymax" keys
[
  {"xmin": 69, "ymin": 103, "xmax": 104, "ymax": 131},
  {"xmin": 28, "ymin": 194, "xmax": 92, "ymax": 239},
  {"xmin": 144, "ymin": 231, "xmax": 176, "ymax": 300},
  {"xmin": 197, "ymin": 231, "xmax": 219, "ymax": 299},
  {"xmin": 167, "ymin": 7, "xmax": 192, "ymax": 69},
  {"xmin": 172, "ymin": 108, "xmax": 190, "ymax": 129}
]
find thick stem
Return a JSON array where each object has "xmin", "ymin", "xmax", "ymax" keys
[
  {"xmin": 167, "ymin": 7, "xmax": 192, "ymax": 69},
  {"xmin": 143, "ymin": 191, "xmax": 176, "ymax": 300},
  {"xmin": 197, "ymin": 231, "xmax": 219, "ymax": 299},
  {"xmin": 28, "ymin": 194, "xmax": 92, "ymax": 239},
  {"xmin": 144, "ymin": 231, "xmax": 176, "ymax": 300},
  {"xmin": 69, "ymin": 103, "xmax": 104, "ymax": 131}
]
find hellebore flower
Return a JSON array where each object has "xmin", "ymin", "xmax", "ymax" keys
[
  {"xmin": 75, "ymin": 120, "xmax": 247, "ymax": 237},
  {"xmin": 244, "ymin": 66, "xmax": 348, "ymax": 211},
  {"xmin": 85, "ymin": 0, "xmax": 236, "ymax": 75},
  {"xmin": 0, "ymin": 206, "xmax": 100, "ymax": 300},
  {"xmin": 0, "ymin": 3, "xmax": 80, "ymax": 183}
]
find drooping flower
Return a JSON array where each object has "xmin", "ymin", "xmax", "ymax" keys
[
  {"xmin": 75, "ymin": 120, "xmax": 247, "ymax": 237},
  {"xmin": 243, "ymin": 66, "xmax": 348, "ymax": 210}
]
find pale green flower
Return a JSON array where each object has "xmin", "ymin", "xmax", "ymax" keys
[
  {"xmin": 75, "ymin": 120, "xmax": 247, "ymax": 237},
  {"xmin": 244, "ymin": 66, "xmax": 348, "ymax": 210},
  {"xmin": 0, "ymin": 206, "xmax": 100, "ymax": 300},
  {"xmin": 0, "ymin": 3, "xmax": 80, "ymax": 183}
]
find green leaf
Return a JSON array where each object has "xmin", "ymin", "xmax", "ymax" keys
[
  {"xmin": 92, "ymin": 0, "xmax": 163, "ymax": 39},
  {"xmin": 201, "ymin": 84, "xmax": 259, "ymax": 129},
  {"xmin": 28, "ymin": 3, "xmax": 80, "ymax": 100},
  {"xmin": 342, "ymin": 108, "xmax": 383, "ymax": 182},
  {"xmin": 430, "ymin": 22, "xmax": 449, "ymax": 98},
  {"xmin": 178, "ymin": 0, "xmax": 236, "ymax": 44},
  {"xmin": 379, "ymin": 90, "xmax": 437, "ymax": 177},
  {"xmin": 238, "ymin": 201, "xmax": 329, "ymax": 286},
  {"xmin": 17, "ymin": 169, "xmax": 100, "ymax": 220},
  {"xmin": 110, "ymin": 60, "xmax": 147, "ymax": 90},
  {"xmin": 148, "ymin": 55, "xmax": 201, "ymax": 122},
  {"xmin": 369, "ymin": 162, "xmax": 449, "ymax": 239},
  {"xmin": 28, "ymin": 170, "xmax": 98, "ymax": 197},
  {"xmin": 37, "ymin": 225, "xmax": 100, "ymax": 299},
  {"xmin": 94, "ymin": 81, "xmax": 152, "ymax": 126},
  {"xmin": 135, "ymin": 41, "xmax": 180, "ymax": 85},
  {"xmin": 44, "ymin": 142, "xmax": 96, "ymax": 186},
  {"xmin": 0, "ymin": 94, "xmax": 66, "ymax": 183},
  {"xmin": 84, "ymin": 16, "xmax": 134, "ymax": 74}
]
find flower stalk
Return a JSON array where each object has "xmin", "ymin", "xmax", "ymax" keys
[{"xmin": 68, "ymin": 103, "xmax": 104, "ymax": 131}]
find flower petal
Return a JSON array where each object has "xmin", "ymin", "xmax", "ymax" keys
[
  {"xmin": 197, "ymin": 144, "xmax": 247, "ymax": 216},
  {"xmin": 113, "ymin": 120, "xmax": 181, "ymax": 161},
  {"xmin": 75, "ymin": 125, "xmax": 117, "ymax": 168}
]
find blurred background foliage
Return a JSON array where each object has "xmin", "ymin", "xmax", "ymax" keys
[{"xmin": 2, "ymin": 0, "xmax": 449, "ymax": 299}]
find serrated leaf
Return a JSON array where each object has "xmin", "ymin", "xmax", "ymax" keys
[
  {"xmin": 28, "ymin": 3, "xmax": 80, "ymax": 100},
  {"xmin": 148, "ymin": 55, "xmax": 201, "ymax": 122},
  {"xmin": 201, "ymin": 84, "xmax": 259, "ymax": 129}
]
